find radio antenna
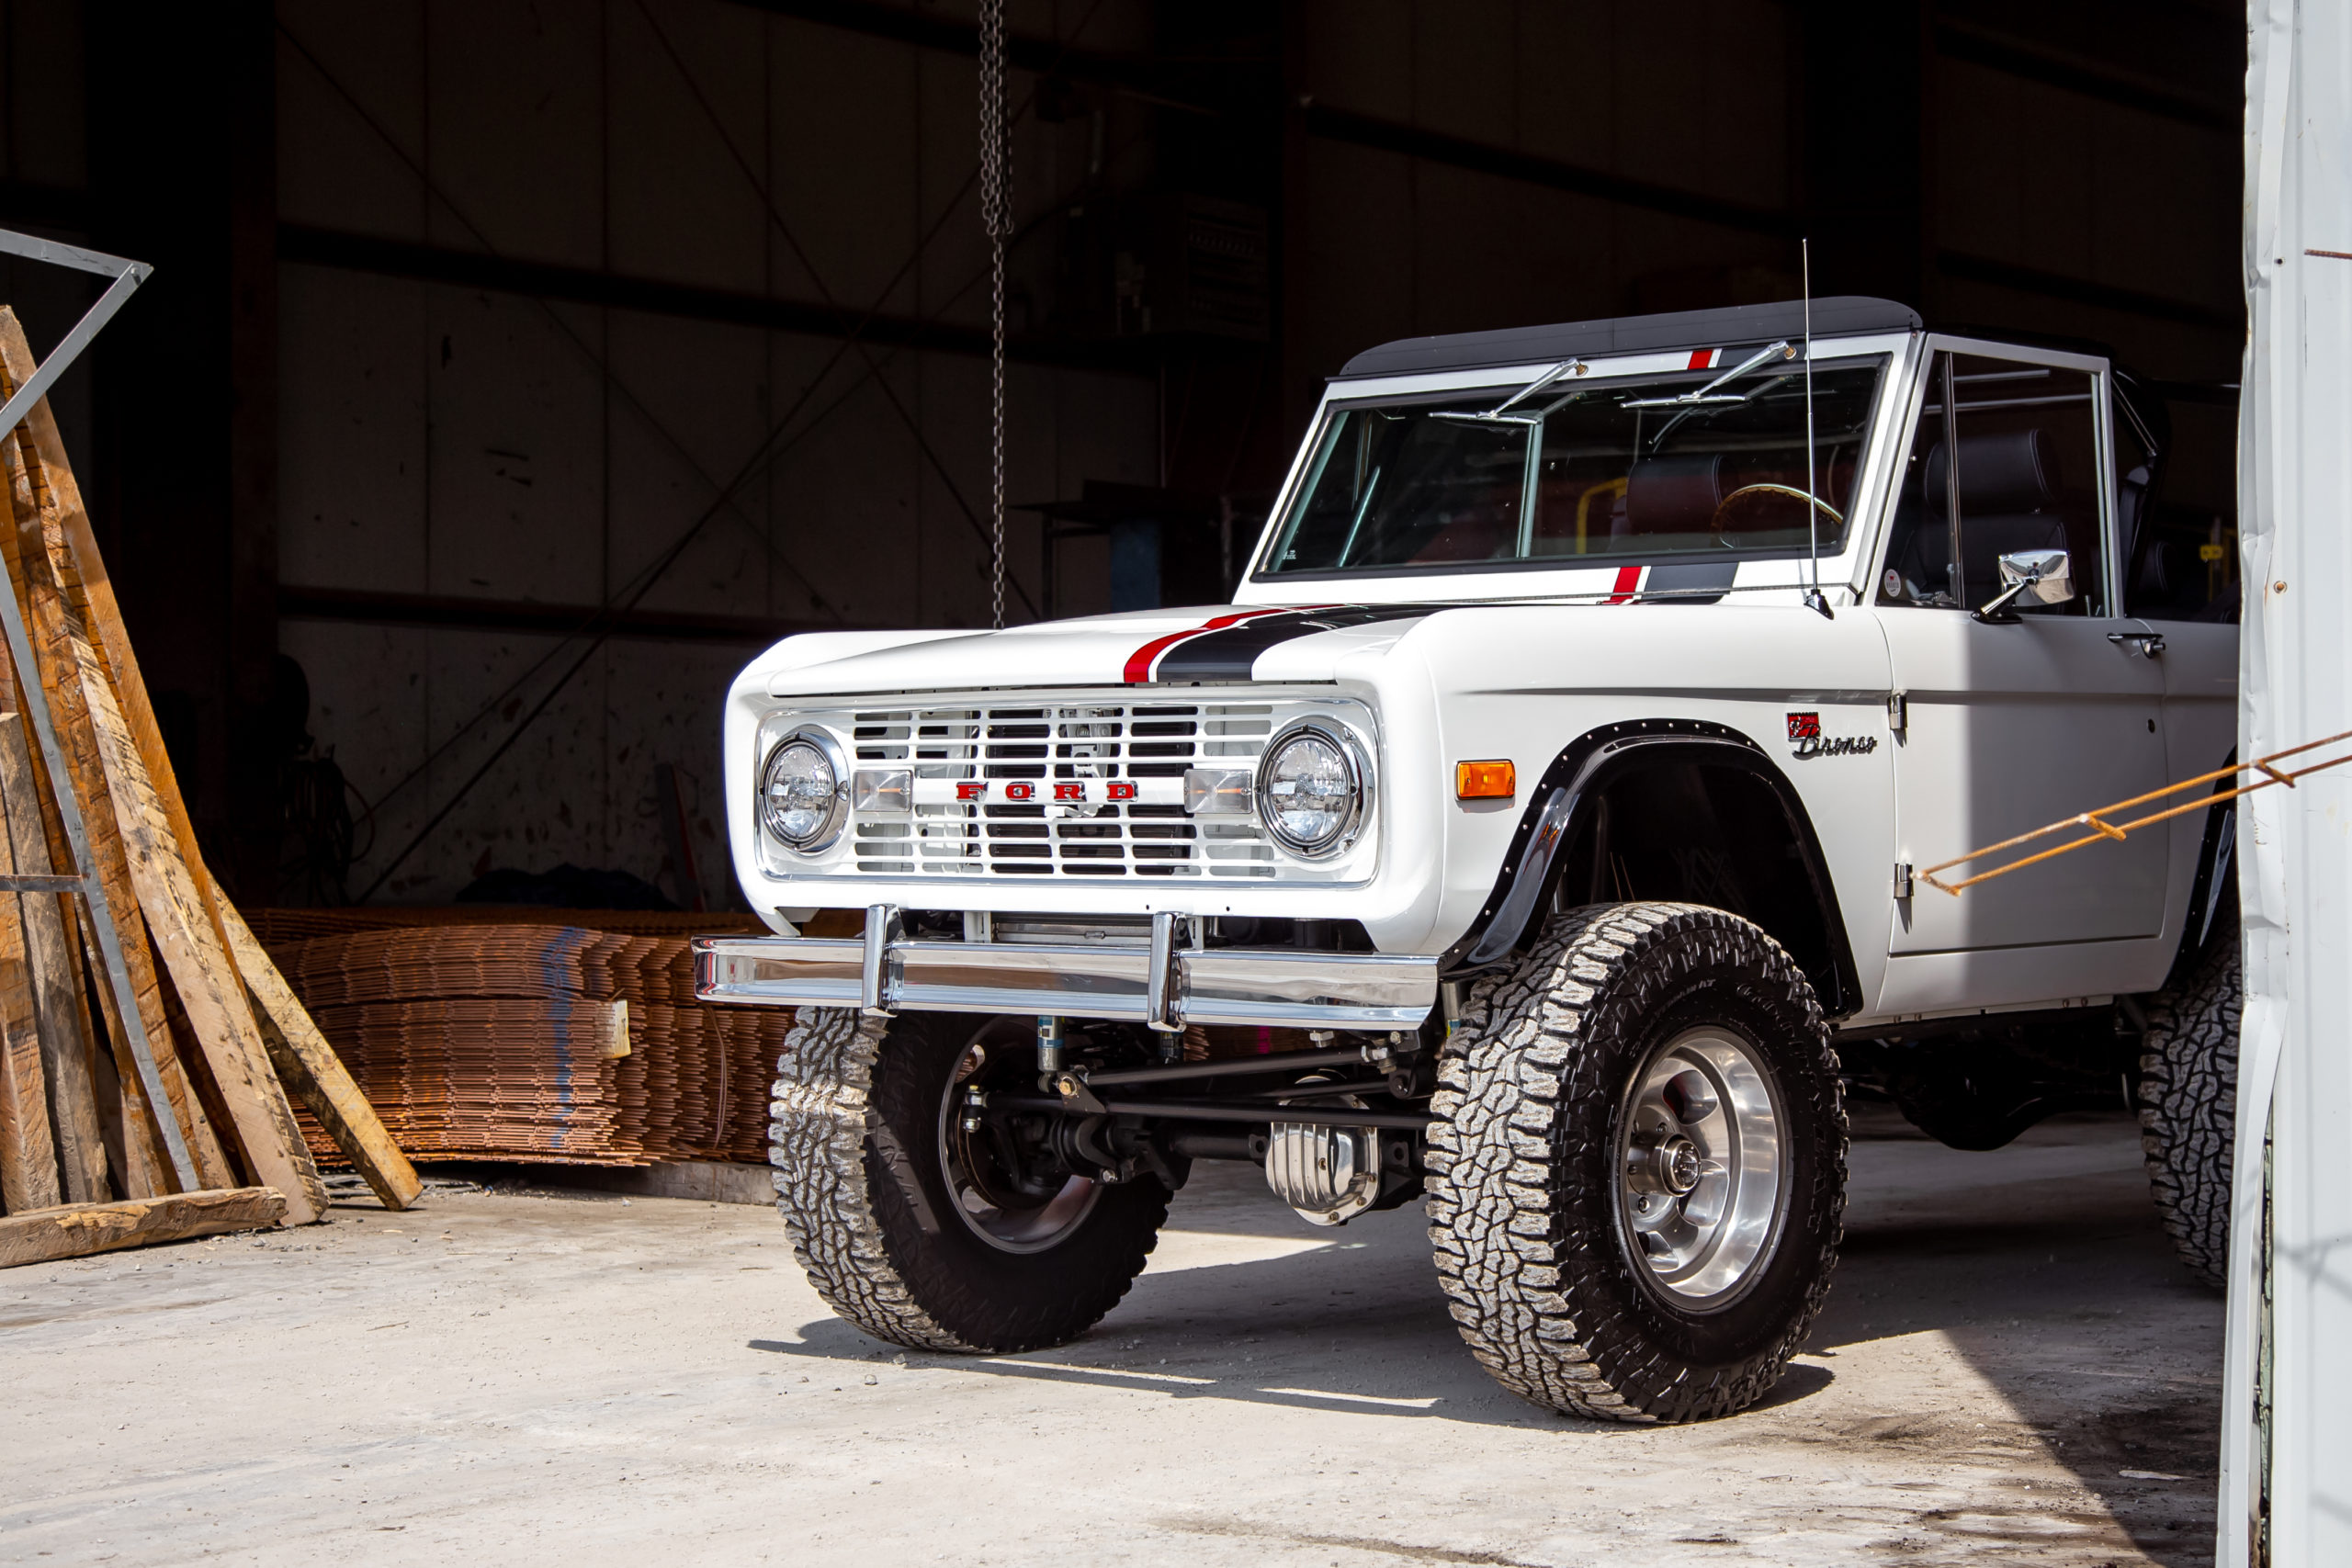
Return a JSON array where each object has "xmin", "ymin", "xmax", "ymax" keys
[{"xmin": 1801, "ymin": 237, "xmax": 1831, "ymax": 619}]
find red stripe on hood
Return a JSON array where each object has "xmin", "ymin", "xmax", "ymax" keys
[{"xmin": 1122, "ymin": 606, "xmax": 1331, "ymax": 684}]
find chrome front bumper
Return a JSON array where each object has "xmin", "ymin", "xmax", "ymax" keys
[{"xmin": 692, "ymin": 910, "xmax": 1437, "ymax": 1032}]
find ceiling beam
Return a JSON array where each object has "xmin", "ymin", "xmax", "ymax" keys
[
  {"xmin": 1933, "ymin": 20, "xmax": 2236, "ymax": 131},
  {"xmin": 1938, "ymin": 250, "xmax": 2240, "ymax": 333},
  {"xmin": 276, "ymin": 584, "xmax": 865, "ymax": 646},
  {"xmin": 277, "ymin": 223, "xmax": 1160, "ymax": 375},
  {"xmin": 1300, "ymin": 104, "xmax": 1794, "ymax": 238}
]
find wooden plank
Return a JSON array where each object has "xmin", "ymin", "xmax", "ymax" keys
[
  {"xmin": 0, "ymin": 649, "xmax": 59, "ymax": 1213},
  {"xmin": 0, "ymin": 696, "xmax": 108, "ymax": 1203},
  {"xmin": 76, "ymin": 902, "xmax": 164, "ymax": 1197},
  {"xmin": 5, "ymin": 452, "xmax": 322, "ymax": 1221},
  {"xmin": 0, "ymin": 310, "xmax": 236, "ymax": 943},
  {"xmin": 0, "ymin": 313, "xmax": 330, "ymax": 1224},
  {"xmin": 41, "ymin": 592, "xmax": 324, "ymax": 1223},
  {"xmin": 217, "ymin": 901, "xmax": 421, "ymax": 1212},
  {"xmin": 0, "ymin": 434, "xmax": 231, "ymax": 1190},
  {"xmin": 0, "ymin": 945, "xmax": 55, "ymax": 1213},
  {"xmin": 0, "ymin": 330, "xmax": 189, "ymax": 1200},
  {"xmin": 0, "ymin": 630, "xmax": 117, "ymax": 1203},
  {"xmin": 0, "ymin": 429, "xmax": 232, "ymax": 1195},
  {"xmin": 0, "ymin": 1185, "xmax": 285, "ymax": 1268}
]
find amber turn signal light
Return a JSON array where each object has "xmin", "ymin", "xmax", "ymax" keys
[{"xmin": 1455, "ymin": 760, "xmax": 1516, "ymax": 799}]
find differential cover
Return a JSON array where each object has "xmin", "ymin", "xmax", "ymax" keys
[{"xmin": 1265, "ymin": 1121, "xmax": 1380, "ymax": 1225}]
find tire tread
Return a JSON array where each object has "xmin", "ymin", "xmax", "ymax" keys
[
  {"xmin": 2138, "ymin": 910, "xmax": 2239, "ymax": 1290},
  {"xmin": 768, "ymin": 1008, "xmax": 979, "ymax": 1351},
  {"xmin": 1425, "ymin": 902, "xmax": 1846, "ymax": 1423},
  {"xmin": 768, "ymin": 1008, "xmax": 1166, "ymax": 1353}
]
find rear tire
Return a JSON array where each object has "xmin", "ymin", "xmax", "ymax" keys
[
  {"xmin": 769, "ymin": 1008, "xmax": 1169, "ymax": 1351},
  {"xmin": 2139, "ymin": 907, "xmax": 2240, "ymax": 1290},
  {"xmin": 1426, "ymin": 902, "xmax": 1846, "ymax": 1422}
]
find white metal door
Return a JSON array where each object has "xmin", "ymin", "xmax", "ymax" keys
[
  {"xmin": 1882, "ymin": 611, "xmax": 2170, "ymax": 952},
  {"xmin": 2150, "ymin": 619, "xmax": 2239, "ymax": 779},
  {"xmin": 1869, "ymin": 336, "xmax": 2172, "ymax": 964}
]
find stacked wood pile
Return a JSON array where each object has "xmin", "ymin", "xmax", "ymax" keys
[
  {"xmin": 248, "ymin": 909, "xmax": 785, "ymax": 1166},
  {"xmin": 0, "ymin": 310, "xmax": 418, "ymax": 1268},
  {"xmin": 248, "ymin": 908, "xmax": 751, "ymax": 942}
]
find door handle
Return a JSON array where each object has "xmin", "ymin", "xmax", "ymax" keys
[{"xmin": 2107, "ymin": 631, "xmax": 2166, "ymax": 659}]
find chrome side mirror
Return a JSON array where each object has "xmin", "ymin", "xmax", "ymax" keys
[{"xmin": 1973, "ymin": 547, "xmax": 2075, "ymax": 622}]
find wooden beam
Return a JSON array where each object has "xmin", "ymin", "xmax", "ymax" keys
[
  {"xmin": 216, "ymin": 901, "xmax": 420, "ymax": 1212},
  {"xmin": 74, "ymin": 901, "xmax": 165, "ymax": 1196},
  {"xmin": 0, "ymin": 640, "xmax": 61, "ymax": 1213},
  {"xmin": 0, "ymin": 647, "xmax": 108, "ymax": 1203},
  {"xmin": 0, "ymin": 331, "xmax": 310, "ymax": 1213},
  {"xmin": 0, "ymin": 949, "xmax": 55, "ymax": 1212},
  {"xmin": 8, "ymin": 445, "xmax": 323, "ymax": 1224},
  {"xmin": 0, "ymin": 1185, "xmax": 284, "ymax": 1267},
  {"xmin": 0, "ymin": 320, "xmax": 343, "ymax": 1222},
  {"xmin": 0, "ymin": 315, "xmax": 230, "ymax": 942},
  {"xmin": 0, "ymin": 431, "xmax": 231, "ymax": 1195}
]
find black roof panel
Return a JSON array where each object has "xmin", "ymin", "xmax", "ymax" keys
[{"xmin": 1337, "ymin": 297, "xmax": 1922, "ymax": 380}]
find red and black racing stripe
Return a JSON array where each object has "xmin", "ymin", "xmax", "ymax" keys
[
  {"xmin": 1120, "ymin": 606, "xmax": 1306, "ymax": 683},
  {"xmin": 1124, "ymin": 604, "xmax": 1430, "ymax": 683}
]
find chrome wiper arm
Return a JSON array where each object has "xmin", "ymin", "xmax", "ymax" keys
[
  {"xmin": 1428, "ymin": 357, "xmax": 1587, "ymax": 426},
  {"xmin": 1429, "ymin": 387, "xmax": 1585, "ymax": 430},
  {"xmin": 1487, "ymin": 357, "xmax": 1579, "ymax": 417},
  {"xmin": 1645, "ymin": 370, "xmax": 1796, "ymax": 450},
  {"xmin": 1620, "ymin": 339, "xmax": 1795, "ymax": 410}
]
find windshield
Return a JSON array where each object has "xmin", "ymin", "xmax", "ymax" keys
[{"xmin": 1258, "ymin": 355, "xmax": 1885, "ymax": 578}]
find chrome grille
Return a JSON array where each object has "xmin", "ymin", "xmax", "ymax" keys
[{"xmin": 848, "ymin": 700, "xmax": 1278, "ymax": 878}]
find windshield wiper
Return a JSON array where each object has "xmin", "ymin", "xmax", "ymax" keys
[
  {"xmin": 1620, "ymin": 339, "xmax": 1794, "ymax": 410},
  {"xmin": 1429, "ymin": 357, "xmax": 1588, "ymax": 427}
]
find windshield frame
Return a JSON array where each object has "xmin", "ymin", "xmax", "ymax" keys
[{"xmin": 1238, "ymin": 333, "xmax": 1920, "ymax": 602}]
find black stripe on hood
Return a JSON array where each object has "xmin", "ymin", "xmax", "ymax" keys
[{"xmin": 1153, "ymin": 605, "xmax": 1432, "ymax": 682}]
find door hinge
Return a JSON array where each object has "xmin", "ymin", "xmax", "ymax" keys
[
  {"xmin": 1886, "ymin": 690, "xmax": 1907, "ymax": 735},
  {"xmin": 1893, "ymin": 861, "xmax": 1915, "ymax": 899}
]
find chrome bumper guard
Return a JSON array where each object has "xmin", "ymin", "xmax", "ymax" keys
[{"xmin": 692, "ymin": 910, "xmax": 1437, "ymax": 1032}]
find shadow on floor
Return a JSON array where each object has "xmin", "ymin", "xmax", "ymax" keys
[{"xmin": 754, "ymin": 1106, "xmax": 2221, "ymax": 1563}]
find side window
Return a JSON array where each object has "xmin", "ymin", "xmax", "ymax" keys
[
  {"xmin": 1877, "ymin": 352, "xmax": 2108, "ymax": 616},
  {"xmin": 2119, "ymin": 395, "xmax": 2241, "ymax": 623},
  {"xmin": 2126, "ymin": 503, "xmax": 2240, "ymax": 622}
]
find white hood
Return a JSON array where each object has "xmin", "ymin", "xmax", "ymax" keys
[{"xmin": 755, "ymin": 603, "xmax": 1437, "ymax": 698}]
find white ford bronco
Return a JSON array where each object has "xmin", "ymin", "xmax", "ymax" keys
[{"xmin": 695, "ymin": 297, "xmax": 2242, "ymax": 1422}]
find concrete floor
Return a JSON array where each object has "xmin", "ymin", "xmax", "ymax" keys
[{"xmin": 3, "ymin": 1106, "xmax": 2221, "ymax": 1567}]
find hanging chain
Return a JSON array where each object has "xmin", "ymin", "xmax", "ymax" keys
[{"xmin": 978, "ymin": 0, "xmax": 1012, "ymax": 629}]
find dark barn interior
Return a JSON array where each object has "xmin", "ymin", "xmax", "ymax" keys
[{"xmin": 0, "ymin": 0, "xmax": 2245, "ymax": 911}]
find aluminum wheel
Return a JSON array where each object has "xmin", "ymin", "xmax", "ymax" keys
[
  {"xmin": 1613, "ymin": 1024, "xmax": 1788, "ymax": 1309},
  {"xmin": 935, "ymin": 1026, "xmax": 1101, "ymax": 1255}
]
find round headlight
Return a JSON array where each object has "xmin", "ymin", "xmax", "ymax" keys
[
  {"xmin": 761, "ymin": 733, "xmax": 845, "ymax": 851},
  {"xmin": 1257, "ymin": 725, "xmax": 1363, "ymax": 857}
]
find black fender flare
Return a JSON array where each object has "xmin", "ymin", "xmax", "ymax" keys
[
  {"xmin": 1437, "ymin": 717, "xmax": 1861, "ymax": 1018},
  {"xmin": 2165, "ymin": 749, "xmax": 2239, "ymax": 989}
]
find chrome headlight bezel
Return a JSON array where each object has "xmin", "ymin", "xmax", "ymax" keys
[
  {"xmin": 759, "ymin": 727, "xmax": 850, "ymax": 852},
  {"xmin": 1255, "ymin": 719, "xmax": 1370, "ymax": 859}
]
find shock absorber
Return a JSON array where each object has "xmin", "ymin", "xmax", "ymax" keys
[{"xmin": 1035, "ymin": 1014, "xmax": 1063, "ymax": 1081}]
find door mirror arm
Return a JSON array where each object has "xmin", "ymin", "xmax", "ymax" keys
[
  {"xmin": 1972, "ymin": 548, "xmax": 2075, "ymax": 624},
  {"xmin": 1971, "ymin": 580, "xmax": 2032, "ymax": 624}
]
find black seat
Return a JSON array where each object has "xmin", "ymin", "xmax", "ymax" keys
[
  {"xmin": 1616, "ymin": 453, "xmax": 1724, "ymax": 540},
  {"xmin": 1921, "ymin": 429, "xmax": 2068, "ymax": 601}
]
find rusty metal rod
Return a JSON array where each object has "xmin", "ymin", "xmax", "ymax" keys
[{"xmin": 1920, "ymin": 728, "xmax": 2352, "ymax": 895}]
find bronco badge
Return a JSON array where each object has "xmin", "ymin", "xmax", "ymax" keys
[{"xmin": 1786, "ymin": 711, "xmax": 1876, "ymax": 759}]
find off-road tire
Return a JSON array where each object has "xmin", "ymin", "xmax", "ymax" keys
[
  {"xmin": 1426, "ymin": 902, "xmax": 1847, "ymax": 1423},
  {"xmin": 2139, "ymin": 906, "xmax": 2240, "ymax": 1290},
  {"xmin": 769, "ymin": 1008, "xmax": 1169, "ymax": 1351}
]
